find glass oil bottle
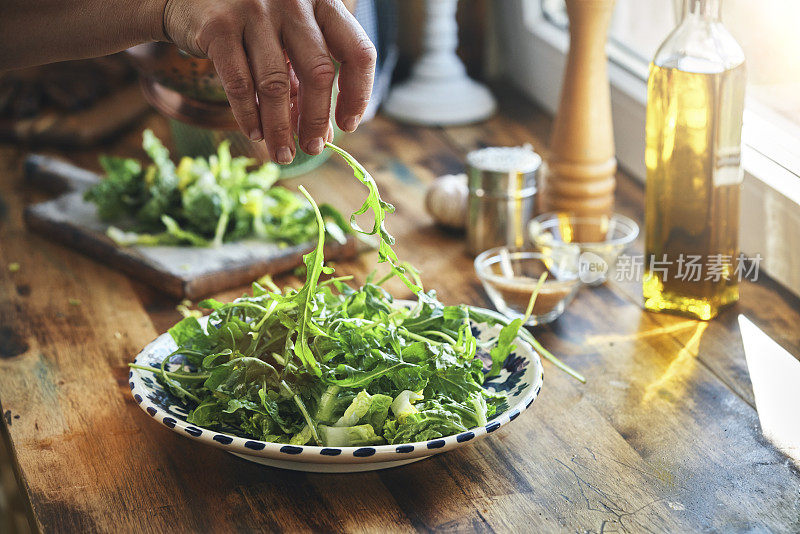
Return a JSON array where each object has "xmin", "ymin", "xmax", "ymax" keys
[{"xmin": 643, "ymin": 0, "xmax": 746, "ymax": 320}]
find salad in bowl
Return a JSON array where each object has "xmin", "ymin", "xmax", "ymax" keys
[{"xmin": 130, "ymin": 144, "xmax": 553, "ymax": 471}]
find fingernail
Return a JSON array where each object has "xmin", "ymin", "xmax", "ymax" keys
[
  {"xmin": 308, "ymin": 137, "xmax": 324, "ymax": 155},
  {"xmin": 249, "ymin": 128, "xmax": 263, "ymax": 141},
  {"xmin": 277, "ymin": 146, "xmax": 293, "ymax": 165},
  {"xmin": 344, "ymin": 115, "xmax": 361, "ymax": 132}
]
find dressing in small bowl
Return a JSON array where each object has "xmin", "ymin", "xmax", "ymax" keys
[{"xmin": 475, "ymin": 247, "xmax": 581, "ymax": 325}]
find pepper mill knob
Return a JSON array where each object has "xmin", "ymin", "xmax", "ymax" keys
[{"xmin": 541, "ymin": 0, "xmax": 617, "ymax": 218}]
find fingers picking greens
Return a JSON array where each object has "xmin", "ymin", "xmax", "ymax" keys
[{"xmin": 132, "ymin": 143, "xmax": 530, "ymax": 447}]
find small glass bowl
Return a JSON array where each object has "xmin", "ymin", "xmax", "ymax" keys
[
  {"xmin": 529, "ymin": 212, "xmax": 639, "ymax": 286},
  {"xmin": 474, "ymin": 247, "xmax": 582, "ymax": 326}
]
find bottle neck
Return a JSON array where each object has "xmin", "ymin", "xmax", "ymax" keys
[{"xmin": 682, "ymin": 0, "xmax": 721, "ymax": 21}]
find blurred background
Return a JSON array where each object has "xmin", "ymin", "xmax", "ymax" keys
[{"xmin": 4, "ymin": 0, "xmax": 798, "ymax": 178}]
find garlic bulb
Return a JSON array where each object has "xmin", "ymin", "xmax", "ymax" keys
[{"xmin": 425, "ymin": 174, "xmax": 468, "ymax": 229}]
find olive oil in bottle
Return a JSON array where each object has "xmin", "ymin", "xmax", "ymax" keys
[{"xmin": 643, "ymin": 0, "xmax": 746, "ymax": 321}]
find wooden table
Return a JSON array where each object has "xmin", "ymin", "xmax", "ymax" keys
[{"xmin": 2, "ymin": 90, "xmax": 799, "ymax": 533}]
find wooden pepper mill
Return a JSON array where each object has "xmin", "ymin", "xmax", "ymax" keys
[{"xmin": 541, "ymin": 0, "xmax": 617, "ymax": 219}]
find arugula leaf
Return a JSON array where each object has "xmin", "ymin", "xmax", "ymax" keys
[
  {"xmin": 325, "ymin": 142, "xmax": 424, "ymax": 297},
  {"xmin": 289, "ymin": 186, "xmax": 328, "ymax": 376},
  {"xmin": 204, "ymin": 357, "xmax": 280, "ymax": 394},
  {"xmin": 169, "ymin": 316, "xmax": 205, "ymax": 348}
]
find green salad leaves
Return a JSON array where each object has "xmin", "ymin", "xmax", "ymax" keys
[
  {"xmin": 147, "ymin": 271, "xmax": 508, "ymax": 446},
  {"xmin": 131, "ymin": 141, "xmax": 583, "ymax": 447},
  {"xmin": 85, "ymin": 130, "xmax": 348, "ymax": 247}
]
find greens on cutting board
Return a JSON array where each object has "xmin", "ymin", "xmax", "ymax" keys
[
  {"xmin": 84, "ymin": 130, "xmax": 348, "ymax": 247},
  {"xmin": 131, "ymin": 142, "xmax": 581, "ymax": 447}
]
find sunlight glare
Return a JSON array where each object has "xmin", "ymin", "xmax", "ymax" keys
[{"xmin": 739, "ymin": 315, "xmax": 800, "ymax": 465}]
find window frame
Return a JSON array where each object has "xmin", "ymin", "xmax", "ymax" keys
[{"xmin": 494, "ymin": 0, "xmax": 800, "ymax": 296}]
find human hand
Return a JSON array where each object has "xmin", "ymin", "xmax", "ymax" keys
[{"xmin": 163, "ymin": 0, "xmax": 376, "ymax": 164}]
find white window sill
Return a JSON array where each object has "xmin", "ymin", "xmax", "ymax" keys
[{"xmin": 495, "ymin": 0, "xmax": 800, "ymax": 297}]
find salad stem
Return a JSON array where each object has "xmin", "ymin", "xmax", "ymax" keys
[
  {"xmin": 280, "ymin": 380, "xmax": 321, "ymax": 445},
  {"xmin": 419, "ymin": 330, "xmax": 459, "ymax": 345},
  {"xmin": 401, "ymin": 330, "xmax": 444, "ymax": 346},
  {"xmin": 129, "ymin": 363, "xmax": 211, "ymax": 381},
  {"xmin": 524, "ymin": 332, "xmax": 586, "ymax": 383}
]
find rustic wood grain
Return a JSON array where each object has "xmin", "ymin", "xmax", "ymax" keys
[{"xmin": 1, "ymin": 89, "xmax": 799, "ymax": 533}]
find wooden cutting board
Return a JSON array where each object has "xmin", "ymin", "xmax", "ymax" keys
[{"xmin": 23, "ymin": 155, "xmax": 358, "ymax": 299}]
